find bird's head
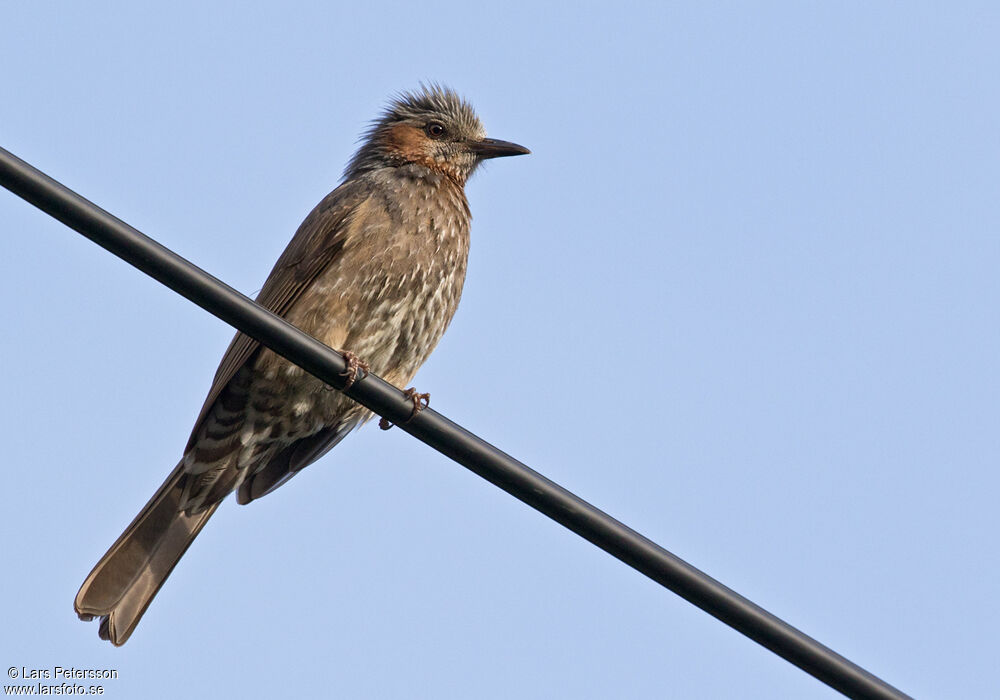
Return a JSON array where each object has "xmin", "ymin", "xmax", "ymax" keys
[{"xmin": 346, "ymin": 85, "xmax": 529, "ymax": 185}]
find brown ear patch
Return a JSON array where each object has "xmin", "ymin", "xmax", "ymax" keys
[
  {"xmin": 385, "ymin": 124, "xmax": 430, "ymax": 164},
  {"xmin": 383, "ymin": 123, "xmax": 464, "ymax": 183}
]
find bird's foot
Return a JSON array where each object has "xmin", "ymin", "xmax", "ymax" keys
[
  {"xmin": 379, "ymin": 387, "xmax": 430, "ymax": 430},
  {"xmin": 338, "ymin": 351, "xmax": 370, "ymax": 390}
]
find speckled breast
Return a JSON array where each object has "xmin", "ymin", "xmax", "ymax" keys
[{"xmin": 247, "ymin": 168, "xmax": 472, "ymax": 441}]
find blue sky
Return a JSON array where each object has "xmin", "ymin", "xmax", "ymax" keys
[{"xmin": 2, "ymin": 3, "xmax": 998, "ymax": 698}]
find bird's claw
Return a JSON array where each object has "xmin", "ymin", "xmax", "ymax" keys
[
  {"xmin": 338, "ymin": 351, "xmax": 370, "ymax": 390},
  {"xmin": 379, "ymin": 387, "xmax": 430, "ymax": 430}
]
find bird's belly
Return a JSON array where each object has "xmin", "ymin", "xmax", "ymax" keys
[{"xmin": 248, "ymin": 269, "xmax": 462, "ymax": 441}]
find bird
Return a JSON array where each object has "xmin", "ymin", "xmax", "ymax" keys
[{"xmin": 74, "ymin": 85, "xmax": 529, "ymax": 645}]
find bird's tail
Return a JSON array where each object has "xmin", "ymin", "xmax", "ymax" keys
[{"xmin": 74, "ymin": 461, "xmax": 219, "ymax": 646}]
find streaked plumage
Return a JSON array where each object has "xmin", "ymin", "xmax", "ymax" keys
[{"xmin": 74, "ymin": 86, "xmax": 529, "ymax": 645}]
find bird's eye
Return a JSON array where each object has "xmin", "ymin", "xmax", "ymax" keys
[{"xmin": 426, "ymin": 122, "xmax": 447, "ymax": 138}]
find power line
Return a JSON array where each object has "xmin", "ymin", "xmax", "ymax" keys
[{"xmin": 0, "ymin": 145, "xmax": 910, "ymax": 700}]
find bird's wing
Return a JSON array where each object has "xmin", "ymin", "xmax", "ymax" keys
[{"xmin": 185, "ymin": 178, "xmax": 372, "ymax": 451}]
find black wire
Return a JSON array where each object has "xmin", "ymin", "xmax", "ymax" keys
[{"xmin": 0, "ymin": 145, "xmax": 911, "ymax": 700}]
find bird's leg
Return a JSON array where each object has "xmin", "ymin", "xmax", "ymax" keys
[
  {"xmin": 378, "ymin": 388, "xmax": 430, "ymax": 430},
  {"xmin": 338, "ymin": 351, "xmax": 370, "ymax": 390}
]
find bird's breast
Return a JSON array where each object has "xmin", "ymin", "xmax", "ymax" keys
[
  {"xmin": 245, "ymin": 175, "xmax": 472, "ymax": 441},
  {"xmin": 295, "ymin": 176, "xmax": 471, "ymax": 386}
]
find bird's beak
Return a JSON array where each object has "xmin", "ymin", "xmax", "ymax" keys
[{"xmin": 468, "ymin": 138, "xmax": 531, "ymax": 159}]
